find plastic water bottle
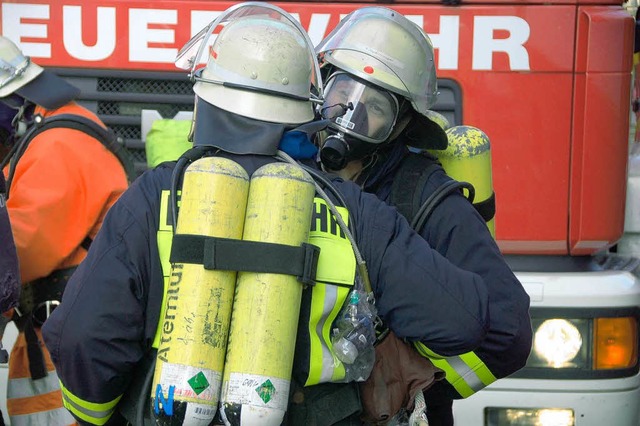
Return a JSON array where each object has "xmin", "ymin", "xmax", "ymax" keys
[{"xmin": 332, "ymin": 290, "xmax": 376, "ymax": 381}]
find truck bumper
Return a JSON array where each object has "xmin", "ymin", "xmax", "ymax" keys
[{"xmin": 453, "ymin": 375, "xmax": 640, "ymax": 425}]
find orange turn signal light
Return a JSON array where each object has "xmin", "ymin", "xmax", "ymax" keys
[{"xmin": 593, "ymin": 317, "xmax": 638, "ymax": 369}]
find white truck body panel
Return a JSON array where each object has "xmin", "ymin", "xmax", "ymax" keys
[{"xmin": 454, "ymin": 269, "xmax": 640, "ymax": 425}]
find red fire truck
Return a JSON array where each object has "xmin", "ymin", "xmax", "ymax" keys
[{"xmin": 0, "ymin": 0, "xmax": 637, "ymax": 425}]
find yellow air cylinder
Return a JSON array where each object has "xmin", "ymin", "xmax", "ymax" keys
[
  {"xmin": 220, "ymin": 162, "xmax": 316, "ymax": 426},
  {"xmin": 433, "ymin": 125, "xmax": 496, "ymax": 237},
  {"xmin": 151, "ymin": 156, "xmax": 250, "ymax": 426}
]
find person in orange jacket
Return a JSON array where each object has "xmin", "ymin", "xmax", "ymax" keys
[{"xmin": 0, "ymin": 35, "xmax": 129, "ymax": 425}]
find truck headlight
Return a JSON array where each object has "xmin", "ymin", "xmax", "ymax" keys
[
  {"xmin": 531, "ymin": 319, "xmax": 587, "ymax": 368},
  {"xmin": 514, "ymin": 312, "xmax": 639, "ymax": 379}
]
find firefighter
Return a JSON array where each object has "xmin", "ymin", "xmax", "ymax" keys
[
  {"xmin": 0, "ymin": 35, "xmax": 129, "ymax": 425},
  {"xmin": 42, "ymin": 3, "xmax": 491, "ymax": 425},
  {"xmin": 315, "ymin": 7, "xmax": 532, "ymax": 425}
]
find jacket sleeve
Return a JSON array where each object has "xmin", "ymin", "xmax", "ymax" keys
[
  {"xmin": 421, "ymin": 170, "xmax": 532, "ymax": 396},
  {"xmin": 42, "ymin": 181, "xmax": 157, "ymax": 425},
  {"xmin": 336, "ymin": 180, "xmax": 490, "ymax": 356}
]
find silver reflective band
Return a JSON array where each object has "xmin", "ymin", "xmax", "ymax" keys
[
  {"xmin": 7, "ymin": 372, "xmax": 61, "ymax": 399},
  {"xmin": 10, "ymin": 406, "xmax": 76, "ymax": 426},
  {"xmin": 448, "ymin": 355, "xmax": 487, "ymax": 393},
  {"xmin": 0, "ymin": 56, "xmax": 29, "ymax": 90}
]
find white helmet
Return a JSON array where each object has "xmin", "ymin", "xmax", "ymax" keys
[
  {"xmin": 316, "ymin": 7, "xmax": 448, "ymax": 154},
  {"xmin": 177, "ymin": 2, "xmax": 322, "ymax": 125},
  {"xmin": 316, "ymin": 6, "xmax": 438, "ymax": 115},
  {"xmin": 0, "ymin": 36, "xmax": 78, "ymax": 109}
]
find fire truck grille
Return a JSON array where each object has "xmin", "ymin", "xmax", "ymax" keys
[{"xmin": 50, "ymin": 68, "xmax": 461, "ymax": 178}]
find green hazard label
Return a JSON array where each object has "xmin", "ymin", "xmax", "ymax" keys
[
  {"xmin": 188, "ymin": 372, "xmax": 210, "ymax": 395},
  {"xmin": 255, "ymin": 379, "xmax": 276, "ymax": 404}
]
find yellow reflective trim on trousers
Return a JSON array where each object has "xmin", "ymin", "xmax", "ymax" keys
[
  {"xmin": 413, "ymin": 342, "xmax": 496, "ymax": 398},
  {"xmin": 60, "ymin": 381, "xmax": 121, "ymax": 425},
  {"xmin": 153, "ymin": 189, "xmax": 174, "ymax": 349}
]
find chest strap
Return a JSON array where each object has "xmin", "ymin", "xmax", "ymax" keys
[
  {"xmin": 15, "ymin": 266, "xmax": 76, "ymax": 380},
  {"xmin": 170, "ymin": 234, "xmax": 321, "ymax": 286}
]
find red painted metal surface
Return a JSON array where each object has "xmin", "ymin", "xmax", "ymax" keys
[{"xmin": 0, "ymin": 0, "xmax": 633, "ymax": 254}]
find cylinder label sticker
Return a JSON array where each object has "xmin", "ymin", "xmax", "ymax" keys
[{"xmin": 222, "ymin": 373, "xmax": 289, "ymax": 409}]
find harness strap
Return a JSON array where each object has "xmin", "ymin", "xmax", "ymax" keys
[
  {"xmin": 411, "ymin": 180, "xmax": 475, "ymax": 233},
  {"xmin": 389, "ymin": 153, "xmax": 442, "ymax": 222},
  {"xmin": 22, "ymin": 315, "xmax": 47, "ymax": 380},
  {"xmin": 473, "ymin": 192, "xmax": 496, "ymax": 223},
  {"xmin": 7, "ymin": 114, "xmax": 137, "ymax": 194},
  {"xmin": 15, "ymin": 267, "xmax": 76, "ymax": 380},
  {"xmin": 33, "ymin": 115, "xmax": 136, "ymax": 180},
  {"xmin": 18, "ymin": 267, "xmax": 74, "ymax": 316},
  {"xmin": 391, "ymin": 152, "xmax": 497, "ymax": 233},
  {"xmin": 170, "ymin": 234, "xmax": 321, "ymax": 286},
  {"xmin": 80, "ymin": 236, "xmax": 93, "ymax": 252}
]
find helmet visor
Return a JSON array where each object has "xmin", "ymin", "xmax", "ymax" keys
[{"xmin": 322, "ymin": 73, "xmax": 398, "ymax": 144}]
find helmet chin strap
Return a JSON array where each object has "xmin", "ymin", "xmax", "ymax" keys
[{"xmin": 11, "ymin": 101, "xmax": 32, "ymax": 138}]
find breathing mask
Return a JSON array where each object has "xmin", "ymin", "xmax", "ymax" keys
[{"xmin": 319, "ymin": 72, "xmax": 399, "ymax": 170}]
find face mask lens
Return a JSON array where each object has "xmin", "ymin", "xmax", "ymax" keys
[{"xmin": 322, "ymin": 73, "xmax": 398, "ymax": 143}]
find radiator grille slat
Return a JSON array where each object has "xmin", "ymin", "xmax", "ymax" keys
[{"xmin": 51, "ymin": 68, "xmax": 461, "ymax": 177}]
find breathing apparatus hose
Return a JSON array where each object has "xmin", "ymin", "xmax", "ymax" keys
[
  {"xmin": 297, "ymin": 163, "xmax": 354, "ymax": 238},
  {"xmin": 0, "ymin": 139, "xmax": 21, "ymax": 170},
  {"xmin": 411, "ymin": 180, "xmax": 475, "ymax": 234},
  {"xmin": 275, "ymin": 150, "xmax": 372, "ymax": 293}
]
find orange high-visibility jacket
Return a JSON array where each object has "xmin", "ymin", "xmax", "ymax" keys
[{"xmin": 4, "ymin": 102, "xmax": 128, "ymax": 426}]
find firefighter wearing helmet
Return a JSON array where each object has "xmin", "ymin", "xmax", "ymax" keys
[
  {"xmin": 315, "ymin": 7, "xmax": 532, "ymax": 426},
  {"xmin": 42, "ymin": 3, "xmax": 495, "ymax": 426},
  {"xmin": 316, "ymin": 7, "xmax": 446, "ymax": 173},
  {"xmin": 0, "ymin": 35, "xmax": 129, "ymax": 426}
]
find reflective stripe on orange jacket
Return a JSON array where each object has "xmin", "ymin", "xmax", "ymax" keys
[
  {"xmin": 6, "ymin": 329, "xmax": 76, "ymax": 426},
  {"xmin": 4, "ymin": 102, "xmax": 128, "ymax": 425}
]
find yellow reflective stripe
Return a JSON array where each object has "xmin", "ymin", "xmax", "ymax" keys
[
  {"xmin": 60, "ymin": 381, "xmax": 122, "ymax": 425},
  {"xmin": 429, "ymin": 357, "xmax": 475, "ymax": 398},
  {"xmin": 413, "ymin": 343, "xmax": 496, "ymax": 398},
  {"xmin": 306, "ymin": 283, "xmax": 346, "ymax": 385},
  {"xmin": 328, "ymin": 286, "xmax": 350, "ymax": 382},
  {"xmin": 310, "ymin": 198, "xmax": 355, "ymax": 285},
  {"xmin": 305, "ymin": 198, "xmax": 354, "ymax": 385},
  {"xmin": 153, "ymin": 189, "xmax": 175, "ymax": 349},
  {"xmin": 460, "ymin": 352, "xmax": 497, "ymax": 386},
  {"xmin": 413, "ymin": 342, "xmax": 446, "ymax": 359}
]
